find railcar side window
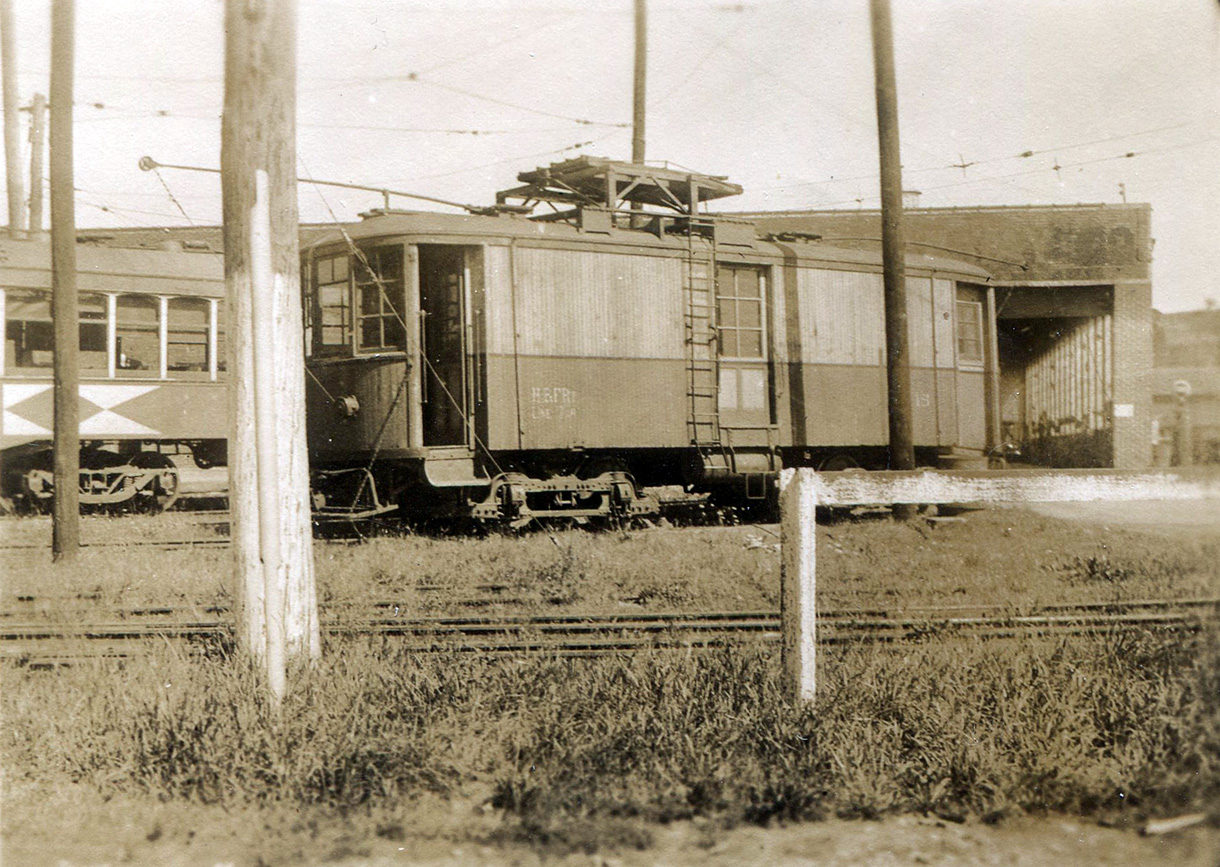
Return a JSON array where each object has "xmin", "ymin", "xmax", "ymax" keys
[
  {"xmin": 215, "ymin": 300, "xmax": 227, "ymax": 373},
  {"xmin": 167, "ymin": 297, "xmax": 210, "ymax": 373},
  {"xmin": 5, "ymin": 290, "xmax": 53, "ymax": 371},
  {"xmin": 78, "ymin": 293, "xmax": 108, "ymax": 371},
  {"xmin": 355, "ymin": 247, "xmax": 405, "ymax": 353},
  {"xmin": 315, "ymin": 253, "xmax": 351, "ymax": 354},
  {"xmin": 115, "ymin": 294, "xmax": 159, "ymax": 376},
  {"xmin": 716, "ymin": 265, "xmax": 765, "ymax": 359},
  {"xmin": 2, "ymin": 290, "xmax": 107, "ymax": 373},
  {"xmin": 955, "ymin": 300, "xmax": 984, "ymax": 366}
]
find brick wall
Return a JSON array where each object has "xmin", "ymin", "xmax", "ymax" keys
[
  {"xmin": 739, "ymin": 203, "xmax": 1153, "ymax": 284},
  {"xmin": 1112, "ymin": 280, "xmax": 1154, "ymax": 468}
]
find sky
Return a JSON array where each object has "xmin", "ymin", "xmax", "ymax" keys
[{"xmin": 4, "ymin": 0, "xmax": 1219, "ymax": 311}]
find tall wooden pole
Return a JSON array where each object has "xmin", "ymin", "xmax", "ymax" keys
[
  {"xmin": 50, "ymin": 0, "xmax": 79, "ymax": 559},
  {"xmin": 222, "ymin": 0, "xmax": 319, "ymax": 705},
  {"xmin": 28, "ymin": 92, "xmax": 45, "ymax": 235},
  {"xmin": 632, "ymin": 0, "xmax": 646, "ymax": 165},
  {"xmin": 869, "ymin": 0, "xmax": 915, "ymax": 478},
  {"xmin": 2, "ymin": 0, "xmax": 28, "ymax": 238}
]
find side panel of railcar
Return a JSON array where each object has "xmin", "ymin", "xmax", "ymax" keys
[
  {"xmin": 788, "ymin": 267, "xmax": 889, "ymax": 447},
  {"xmin": 484, "ymin": 245, "xmax": 688, "ymax": 450},
  {"xmin": 784, "ymin": 264, "xmax": 984, "ymax": 453},
  {"xmin": 1, "ymin": 240, "xmax": 227, "ymax": 451}
]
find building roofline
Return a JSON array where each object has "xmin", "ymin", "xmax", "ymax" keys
[{"xmin": 722, "ymin": 202, "xmax": 1150, "ymax": 218}]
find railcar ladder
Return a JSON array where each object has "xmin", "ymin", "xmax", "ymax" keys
[{"xmin": 684, "ymin": 223, "xmax": 725, "ymax": 464}]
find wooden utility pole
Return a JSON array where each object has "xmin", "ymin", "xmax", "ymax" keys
[
  {"xmin": 2, "ymin": 0, "xmax": 28, "ymax": 238},
  {"xmin": 222, "ymin": 0, "xmax": 319, "ymax": 705},
  {"xmin": 50, "ymin": 0, "xmax": 79, "ymax": 559},
  {"xmin": 28, "ymin": 92, "xmax": 45, "ymax": 234},
  {"xmin": 869, "ymin": 0, "xmax": 915, "ymax": 483},
  {"xmin": 632, "ymin": 0, "xmax": 646, "ymax": 165}
]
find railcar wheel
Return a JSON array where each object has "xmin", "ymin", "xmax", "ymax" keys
[
  {"xmin": 129, "ymin": 452, "xmax": 180, "ymax": 513},
  {"xmin": 817, "ymin": 453, "xmax": 861, "ymax": 472},
  {"xmin": 9, "ymin": 448, "xmax": 54, "ymax": 514}
]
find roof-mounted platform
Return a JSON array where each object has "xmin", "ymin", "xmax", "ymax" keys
[{"xmin": 495, "ymin": 156, "xmax": 749, "ymax": 238}]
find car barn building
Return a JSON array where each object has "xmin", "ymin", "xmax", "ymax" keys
[{"xmin": 737, "ymin": 203, "xmax": 1154, "ymax": 469}]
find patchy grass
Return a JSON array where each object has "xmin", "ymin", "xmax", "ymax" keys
[
  {"xmin": 3, "ymin": 507, "xmax": 1217, "ymax": 615},
  {"xmin": 4, "ymin": 632, "xmax": 1219, "ymax": 842}
]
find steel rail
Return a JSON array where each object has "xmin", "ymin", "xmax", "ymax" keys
[{"xmin": 3, "ymin": 600, "xmax": 1217, "ymax": 665}]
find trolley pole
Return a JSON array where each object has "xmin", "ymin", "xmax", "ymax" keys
[
  {"xmin": 222, "ymin": 0, "xmax": 319, "ymax": 705},
  {"xmin": 2, "ymin": 0, "xmax": 28, "ymax": 239},
  {"xmin": 50, "ymin": 0, "xmax": 79, "ymax": 559},
  {"xmin": 28, "ymin": 92, "xmax": 45, "ymax": 235},
  {"xmin": 869, "ymin": 0, "xmax": 915, "ymax": 489}
]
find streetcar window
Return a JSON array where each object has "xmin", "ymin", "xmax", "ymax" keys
[
  {"xmin": 79, "ymin": 293, "xmax": 108, "ymax": 372},
  {"xmin": 716, "ymin": 265, "xmax": 765, "ymax": 359},
  {"xmin": 301, "ymin": 257, "xmax": 313, "ymax": 358},
  {"xmin": 955, "ymin": 300, "xmax": 984, "ymax": 366},
  {"xmin": 4, "ymin": 290, "xmax": 53, "ymax": 371},
  {"xmin": 215, "ymin": 300, "xmax": 227, "ymax": 373},
  {"xmin": 355, "ymin": 246, "xmax": 405, "ymax": 353},
  {"xmin": 3, "ymin": 290, "xmax": 108, "ymax": 373},
  {"xmin": 167, "ymin": 297, "xmax": 210, "ymax": 373},
  {"xmin": 115, "ymin": 294, "xmax": 159, "ymax": 376},
  {"xmin": 315, "ymin": 253, "xmax": 351, "ymax": 353}
]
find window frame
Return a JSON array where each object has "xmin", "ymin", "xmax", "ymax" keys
[
  {"xmin": 313, "ymin": 251, "xmax": 353, "ymax": 357},
  {"xmin": 354, "ymin": 246, "xmax": 406, "ymax": 355},
  {"xmin": 955, "ymin": 299, "xmax": 985, "ymax": 369},
  {"xmin": 715, "ymin": 264, "xmax": 768, "ymax": 362},
  {"xmin": 165, "ymin": 295, "xmax": 213, "ymax": 379},
  {"xmin": 113, "ymin": 293, "xmax": 161, "ymax": 378}
]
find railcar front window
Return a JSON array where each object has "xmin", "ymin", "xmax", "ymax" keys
[
  {"xmin": 315, "ymin": 253, "xmax": 351, "ymax": 354},
  {"xmin": 115, "ymin": 294, "xmax": 160, "ymax": 376},
  {"xmin": 956, "ymin": 300, "xmax": 984, "ymax": 366},
  {"xmin": 167, "ymin": 297, "xmax": 211, "ymax": 374},
  {"xmin": 355, "ymin": 247, "xmax": 405, "ymax": 353}
]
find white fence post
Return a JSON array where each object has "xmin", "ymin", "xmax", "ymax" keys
[
  {"xmin": 777, "ymin": 468, "xmax": 1220, "ymax": 707},
  {"xmin": 780, "ymin": 468, "xmax": 819, "ymax": 703}
]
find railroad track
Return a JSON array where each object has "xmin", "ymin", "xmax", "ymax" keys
[{"xmin": 3, "ymin": 598, "xmax": 1217, "ymax": 665}]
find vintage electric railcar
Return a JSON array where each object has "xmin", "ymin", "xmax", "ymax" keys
[
  {"xmin": 304, "ymin": 159, "xmax": 1001, "ymax": 524},
  {"xmin": 0, "ymin": 237, "xmax": 227, "ymax": 512}
]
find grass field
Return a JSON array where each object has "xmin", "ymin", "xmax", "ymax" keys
[{"xmin": 3, "ymin": 506, "xmax": 1219, "ymax": 864}]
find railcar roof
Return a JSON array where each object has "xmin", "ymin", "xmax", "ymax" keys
[
  {"xmin": 0, "ymin": 236, "xmax": 224, "ymax": 294},
  {"xmin": 305, "ymin": 210, "xmax": 993, "ymax": 281}
]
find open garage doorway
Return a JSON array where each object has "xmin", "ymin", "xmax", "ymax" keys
[{"xmin": 996, "ymin": 287, "xmax": 1114, "ymax": 467}]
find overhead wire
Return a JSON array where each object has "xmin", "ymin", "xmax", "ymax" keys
[
  {"xmin": 410, "ymin": 77, "xmax": 630, "ymax": 129},
  {"xmin": 795, "ymin": 135, "xmax": 1220, "ymax": 209},
  {"xmin": 760, "ymin": 120, "xmax": 1206, "ymax": 195}
]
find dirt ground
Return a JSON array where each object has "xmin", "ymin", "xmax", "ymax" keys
[
  {"xmin": 3, "ymin": 784, "xmax": 1219, "ymax": 867},
  {"xmin": 1023, "ymin": 498, "xmax": 1220, "ymax": 537}
]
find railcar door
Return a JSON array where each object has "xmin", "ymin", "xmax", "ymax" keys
[
  {"xmin": 954, "ymin": 284, "xmax": 988, "ymax": 451},
  {"xmin": 418, "ymin": 245, "xmax": 472, "ymax": 447},
  {"xmin": 715, "ymin": 264, "xmax": 773, "ymax": 430}
]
